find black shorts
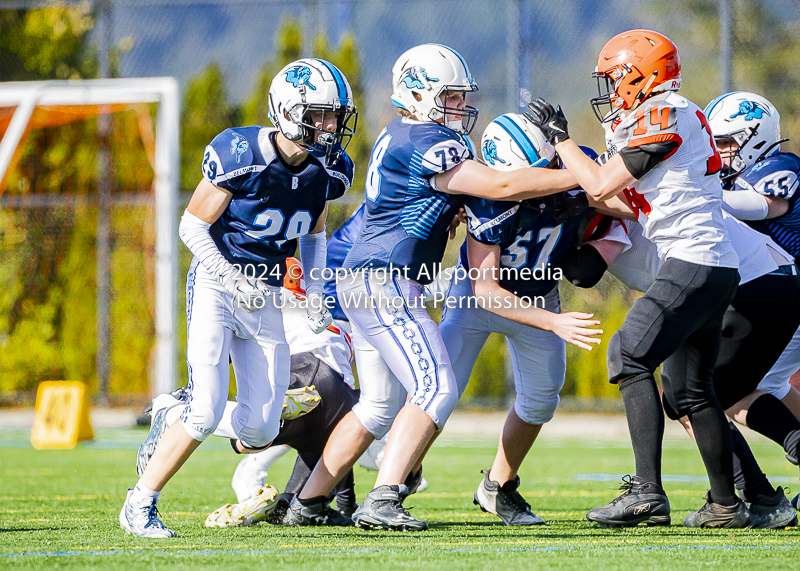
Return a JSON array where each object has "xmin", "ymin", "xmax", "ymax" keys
[
  {"xmin": 712, "ymin": 270, "xmax": 800, "ymax": 409},
  {"xmin": 607, "ymin": 258, "xmax": 739, "ymax": 417},
  {"xmin": 272, "ymin": 352, "xmax": 358, "ymax": 499},
  {"xmin": 273, "ymin": 352, "xmax": 358, "ymax": 455}
]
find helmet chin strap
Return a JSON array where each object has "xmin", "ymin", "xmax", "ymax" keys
[{"xmin": 629, "ymin": 72, "xmax": 658, "ymax": 113}]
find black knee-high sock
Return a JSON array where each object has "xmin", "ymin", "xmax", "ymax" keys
[
  {"xmin": 689, "ymin": 404, "xmax": 737, "ymax": 506},
  {"xmin": 729, "ymin": 421, "xmax": 775, "ymax": 501},
  {"xmin": 746, "ymin": 394, "xmax": 800, "ymax": 462},
  {"xmin": 619, "ymin": 374, "xmax": 664, "ymax": 487}
]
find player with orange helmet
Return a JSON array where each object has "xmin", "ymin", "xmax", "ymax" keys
[
  {"xmin": 590, "ymin": 29, "xmax": 682, "ymax": 123},
  {"xmin": 527, "ymin": 29, "xmax": 752, "ymax": 529}
]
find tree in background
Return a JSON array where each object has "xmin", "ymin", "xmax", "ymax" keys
[
  {"xmin": 240, "ymin": 18, "xmax": 372, "ymax": 217},
  {"xmin": 0, "ymin": 3, "xmax": 158, "ymax": 400},
  {"xmin": 180, "ymin": 63, "xmax": 238, "ymax": 191}
]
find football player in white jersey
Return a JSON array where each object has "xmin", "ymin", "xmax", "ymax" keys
[
  {"xmin": 120, "ymin": 59, "xmax": 356, "ymax": 537},
  {"xmin": 528, "ymin": 29, "xmax": 751, "ymax": 528},
  {"xmin": 570, "ymin": 214, "xmax": 800, "ymax": 529}
]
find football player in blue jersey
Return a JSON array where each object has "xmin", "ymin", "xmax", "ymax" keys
[
  {"xmin": 707, "ymin": 91, "xmax": 800, "ymax": 466},
  {"xmin": 120, "ymin": 58, "xmax": 357, "ymax": 537},
  {"xmin": 440, "ymin": 114, "xmax": 604, "ymax": 525},
  {"xmin": 284, "ymin": 44, "xmax": 587, "ymax": 531}
]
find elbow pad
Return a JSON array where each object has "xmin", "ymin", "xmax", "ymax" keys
[{"xmin": 559, "ymin": 245, "xmax": 608, "ymax": 288}]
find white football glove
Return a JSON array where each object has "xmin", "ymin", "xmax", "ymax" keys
[
  {"xmin": 222, "ymin": 273, "xmax": 272, "ymax": 313},
  {"xmin": 306, "ymin": 293, "xmax": 332, "ymax": 333}
]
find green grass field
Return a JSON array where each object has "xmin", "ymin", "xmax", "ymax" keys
[{"xmin": 1, "ymin": 424, "xmax": 799, "ymax": 570}]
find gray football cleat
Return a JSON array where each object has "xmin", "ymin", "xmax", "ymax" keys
[
  {"xmin": 282, "ymin": 495, "xmax": 354, "ymax": 527},
  {"xmin": 586, "ymin": 475, "xmax": 671, "ymax": 528},
  {"xmin": 473, "ymin": 471, "xmax": 545, "ymax": 526},
  {"xmin": 353, "ymin": 485, "xmax": 428, "ymax": 531},
  {"xmin": 136, "ymin": 387, "xmax": 189, "ymax": 476},
  {"xmin": 119, "ymin": 489, "xmax": 177, "ymax": 538},
  {"xmin": 684, "ymin": 491, "xmax": 752, "ymax": 528},
  {"xmin": 747, "ymin": 487, "xmax": 797, "ymax": 529}
]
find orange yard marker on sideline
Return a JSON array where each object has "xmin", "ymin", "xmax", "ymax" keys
[{"xmin": 30, "ymin": 381, "xmax": 94, "ymax": 450}]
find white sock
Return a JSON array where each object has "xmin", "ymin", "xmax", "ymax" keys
[{"xmin": 131, "ymin": 482, "xmax": 161, "ymax": 505}]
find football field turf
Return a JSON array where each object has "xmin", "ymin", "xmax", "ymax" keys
[{"xmin": 1, "ymin": 424, "xmax": 798, "ymax": 570}]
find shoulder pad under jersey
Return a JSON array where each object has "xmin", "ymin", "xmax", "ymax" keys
[
  {"xmin": 463, "ymin": 196, "xmax": 518, "ymax": 245},
  {"xmin": 202, "ymin": 126, "xmax": 268, "ymax": 192},
  {"xmin": 736, "ymin": 152, "xmax": 800, "ymax": 199}
]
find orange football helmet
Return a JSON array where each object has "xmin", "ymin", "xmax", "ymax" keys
[
  {"xmin": 283, "ymin": 257, "xmax": 306, "ymax": 297},
  {"xmin": 590, "ymin": 29, "xmax": 681, "ymax": 123}
]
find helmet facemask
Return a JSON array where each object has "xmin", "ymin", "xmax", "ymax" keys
[
  {"xmin": 295, "ymin": 104, "xmax": 358, "ymax": 166},
  {"xmin": 714, "ymin": 127, "xmax": 757, "ymax": 181},
  {"xmin": 279, "ymin": 101, "xmax": 357, "ymax": 167},
  {"xmin": 435, "ymin": 87, "xmax": 479, "ymax": 135},
  {"xmin": 591, "ymin": 65, "xmax": 651, "ymax": 123}
]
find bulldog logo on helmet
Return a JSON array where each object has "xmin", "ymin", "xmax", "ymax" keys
[
  {"xmin": 482, "ymin": 140, "xmax": 506, "ymax": 165},
  {"xmin": 285, "ymin": 65, "xmax": 317, "ymax": 90},
  {"xmin": 399, "ymin": 66, "xmax": 439, "ymax": 90},
  {"xmin": 729, "ymin": 100, "xmax": 769, "ymax": 121}
]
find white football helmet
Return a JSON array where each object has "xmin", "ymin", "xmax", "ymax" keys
[
  {"xmin": 704, "ymin": 91, "xmax": 782, "ymax": 181},
  {"xmin": 390, "ymin": 43, "xmax": 479, "ymax": 135},
  {"xmin": 268, "ymin": 58, "xmax": 357, "ymax": 165},
  {"xmin": 480, "ymin": 113, "xmax": 555, "ymax": 171}
]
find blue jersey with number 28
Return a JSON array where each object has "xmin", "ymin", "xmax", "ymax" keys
[
  {"xmin": 201, "ymin": 126, "xmax": 353, "ymax": 286},
  {"xmin": 344, "ymin": 117, "xmax": 472, "ymax": 284}
]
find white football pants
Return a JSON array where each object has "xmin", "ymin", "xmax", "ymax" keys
[
  {"xmin": 181, "ymin": 258, "xmax": 290, "ymax": 448},
  {"xmin": 439, "ymin": 276, "xmax": 566, "ymax": 425},
  {"xmin": 338, "ymin": 271, "xmax": 458, "ymax": 439}
]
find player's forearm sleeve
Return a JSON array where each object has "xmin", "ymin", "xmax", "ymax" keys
[
  {"xmin": 179, "ymin": 210, "xmax": 236, "ymax": 281},
  {"xmin": 299, "ymin": 230, "xmax": 327, "ymax": 298},
  {"xmin": 721, "ymin": 189, "xmax": 769, "ymax": 221}
]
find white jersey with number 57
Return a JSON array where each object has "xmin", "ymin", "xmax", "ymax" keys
[{"xmin": 604, "ymin": 92, "xmax": 738, "ymax": 268}]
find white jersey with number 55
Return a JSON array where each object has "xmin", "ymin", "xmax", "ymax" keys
[{"xmin": 604, "ymin": 91, "xmax": 738, "ymax": 268}]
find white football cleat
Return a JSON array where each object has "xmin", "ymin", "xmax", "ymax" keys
[
  {"xmin": 358, "ymin": 436, "xmax": 387, "ymax": 472},
  {"xmin": 119, "ymin": 489, "xmax": 177, "ymax": 538},
  {"xmin": 205, "ymin": 503, "xmax": 240, "ymax": 528},
  {"xmin": 231, "ymin": 446, "xmax": 290, "ymax": 504},
  {"xmin": 205, "ymin": 485, "xmax": 280, "ymax": 528}
]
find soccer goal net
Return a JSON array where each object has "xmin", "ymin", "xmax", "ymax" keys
[{"xmin": 0, "ymin": 78, "xmax": 179, "ymax": 405}]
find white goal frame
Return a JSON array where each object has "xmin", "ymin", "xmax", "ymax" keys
[{"xmin": 0, "ymin": 78, "xmax": 180, "ymax": 397}]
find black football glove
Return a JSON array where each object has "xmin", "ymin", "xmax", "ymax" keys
[
  {"xmin": 524, "ymin": 97, "xmax": 570, "ymax": 145},
  {"xmin": 545, "ymin": 191, "xmax": 590, "ymax": 223}
]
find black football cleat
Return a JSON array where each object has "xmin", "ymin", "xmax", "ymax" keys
[
  {"xmin": 586, "ymin": 475, "xmax": 671, "ymax": 528},
  {"xmin": 684, "ymin": 491, "xmax": 752, "ymax": 528},
  {"xmin": 353, "ymin": 485, "xmax": 428, "ymax": 531},
  {"xmin": 746, "ymin": 487, "xmax": 797, "ymax": 529},
  {"xmin": 282, "ymin": 495, "xmax": 354, "ymax": 527}
]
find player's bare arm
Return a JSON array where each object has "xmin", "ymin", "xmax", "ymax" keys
[
  {"xmin": 186, "ymin": 178, "xmax": 233, "ymax": 223},
  {"xmin": 466, "ymin": 236, "xmax": 602, "ymax": 351},
  {"xmin": 434, "ymin": 159, "xmax": 578, "ymax": 201},
  {"xmin": 587, "ymin": 194, "xmax": 637, "ymax": 220},
  {"xmin": 523, "ymin": 97, "xmax": 637, "ymax": 201}
]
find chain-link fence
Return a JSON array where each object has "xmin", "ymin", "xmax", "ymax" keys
[{"xmin": 1, "ymin": 0, "xmax": 798, "ymax": 406}]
